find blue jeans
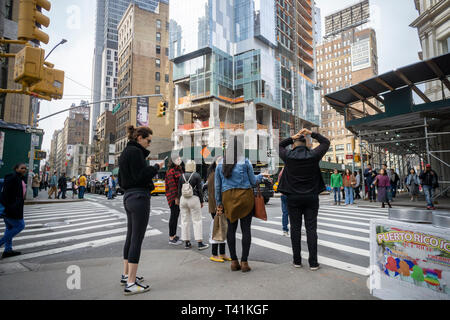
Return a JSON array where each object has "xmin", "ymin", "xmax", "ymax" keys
[
  {"xmin": 387, "ymin": 186, "xmax": 392, "ymax": 201},
  {"xmin": 32, "ymin": 187, "xmax": 39, "ymax": 198},
  {"xmin": 391, "ymin": 184, "xmax": 397, "ymax": 198},
  {"xmin": 108, "ymin": 188, "xmax": 114, "ymax": 199},
  {"xmin": 333, "ymin": 187, "xmax": 341, "ymax": 203},
  {"xmin": 344, "ymin": 187, "xmax": 354, "ymax": 204},
  {"xmin": 423, "ymin": 185, "xmax": 434, "ymax": 207},
  {"xmin": 281, "ymin": 195, "xmax": 289, "ymax": 232},
  {"xmin": 78, "ymin": 186, "xmax": 85, "ymax": 199},
  {"xmin": 0, "ymin": 217, "xmax": 25, "ymax": 252}
]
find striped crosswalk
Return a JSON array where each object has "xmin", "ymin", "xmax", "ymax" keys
[
  {"xmin": 0, "ymin": 201, "xmax": 162, "ymax": 262},
  {"xmin": 236, "ymin": 204, "xmax": 388, "ymax": 276}
]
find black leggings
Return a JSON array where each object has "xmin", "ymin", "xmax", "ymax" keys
[
  {"xmin": 210, "ymin": 213, "xmax": 226, "ymax": 256},
  {"xmin": 123, "ymin": 191, "xmax": 150, "ymax": 264},
  {"xmin": 169, "ymin": 204, "xmax": 180, "ymax": 237},
  {"xmin": 227, "ymin": 212, "xmax": 252, "ymax": 262}
]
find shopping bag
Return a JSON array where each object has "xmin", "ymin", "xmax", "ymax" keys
[
  {"xmin": 254, "ymin": 187, "xmax": 267, "ymax": 221},
  {"xmin": 212, "ymin": 213, "xmax": 228, "ymax": 242}
]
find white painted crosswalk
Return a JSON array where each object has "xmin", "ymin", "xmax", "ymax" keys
[
  {"xmin": 237, "ymin": 204, "xmax": 388, "ymax": 276},
  {"xmin": 1, "ymin": 201, "xmax": 162, "ymax": 262}
]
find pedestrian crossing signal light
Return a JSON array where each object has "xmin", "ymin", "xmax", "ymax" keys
[
  {"xmin": 30, "ymin": 63, "xmax": 64, "ymax": 100},
  {"xmin": 18, "ymin": 0, "xmax": 52, "ymax": 44},
  {"xmin": 13, "ymin": 46, "xmax": 45, "ymax": 86},
  {"xmin": 157, "ymin": 101, "xmax": 167, "ymax": 117}
]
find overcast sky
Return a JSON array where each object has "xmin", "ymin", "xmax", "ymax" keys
[{"xmin": 38, "ymin": 0, "xmax": 422, "ymax": 152}]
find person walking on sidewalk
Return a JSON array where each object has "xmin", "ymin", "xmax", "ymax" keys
[
  {"xmin": 48, "ymin": 171, "xmax": 58, "ymax": 199},
  {"xmin": 0, "ymin": 163, "xmax": 27, "ymax": 258},
  {"xmin": 278, "ymin": 167, "xmax": 290, "ymax": 237},
  {"xmin": 354, "ymin": 171, "xmax": 361, "ymax": 200},
  {"xmin": 343, "ymin": 169, "xmax": 356, "ymax": 205},
  {"xmin": 390, "ymin": 169, "xmax": 400, "ymax": 199},
  {"xmin": 78, "ymin": 174, "xmax": 87, "ymax": 199},
  {"xmin": 278, "ymin": 128, "xmax": 330, "ymax": 271},
  {"xmin": 107, "ymin": 175, "xmax": 116, "ymax": 200},
  {"xmin": 164, "ymin": 157, "xmax": 183, "ymax": 246},
  {"xmin": 207, "ymin": 156, "xmax": 231, "ymax": 262},
  {"xmin": 374, "ymin": 169, "xmax": 391, "ymax": 208},
  {"xmin": 330, "ymin": 169, "xmax": 343, "ymax": 205},
  {"xmin": 32, "ymin": 173, "xmax": 40, "ymax": 199},
  {"xmin": 406, "ymin": 168, "xmax": 420, "ymax": 202},
  {"xmin": 364, "ymin": 164, "xmax": 377, "ymax": 202},
  {"xmin": 420, "ymin": 164, "xmax": 439, "ymax": 210},
  {"xmin": 215, "ymin": 137, "xmax": 267, "ymax": 272},
  {"xmin": 71, "ymin": 176, "xmax": 78, "ymax": 199},
  {"xmin": 57, "ymin": 173, "xmax": 67, "ymax": 199},
  {"xmin": 178, "ymin": 160, "xmax": 208, "ymax": 251},
  {"xmin": 118, "ymin": 125, "xmax": 162, "ymax": 295}
]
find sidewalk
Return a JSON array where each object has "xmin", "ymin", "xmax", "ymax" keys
[
  {"xmin": 24, "ymin": 188, "xmax": 86, "ymax": 205},
  {"xmin": 0, "ymin": 249, "xmax": 376, "ymax": 300}
]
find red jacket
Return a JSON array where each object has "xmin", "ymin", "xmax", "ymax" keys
[{"xmin": 165, "ymin": 166, "xmax": 183, "ymax": 206}]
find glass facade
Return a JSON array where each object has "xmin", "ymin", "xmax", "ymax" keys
[{"xmin": 297, "ymin": 75, "xmax": 321, "ymax": 126}]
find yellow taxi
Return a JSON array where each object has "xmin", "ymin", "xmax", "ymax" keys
[
  {"xmin": 273, "ymin": 181, "xmax": 279, "ymax": 192},
  {"xmin": 151, "ymin": 179, "xmax": 166, "ymax": 195}
]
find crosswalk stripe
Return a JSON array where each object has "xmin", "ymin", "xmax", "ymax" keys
[
  {"xmin": 254, "ymin": 221, "xmax": 369, "ymax": 242},
  {"xmin": 250, "ymin": 225, "xmax": 369, "ymax": 257},
  {"xmin": 236, "ymin": 233, "xmax": 368, "ymax": 276},
  {"xmin": 24, "ymin": 212, "xmax": 114, "ymax": 223},
  {"xmin": 13, "ymin": 226, "xmax": 143, "ymax": 250},
  {"xmin": 24, "ymin": 209, "xmax": 109, "ymax": 218},
  {"xmin": 317, "ymin": 216, "xmax": 369, "ymax": 227},
  {"xmin": 319, "ymin": 208, "xmax": 388, "ymax": 218},
  {"xmin": 4, "ymin": 229, "xmax": 162, "ymax": 263},
  {"xmin": 14, "ymin": 221, "xmax": 126, "ymax": 241},
  {"xmin": 259, "ymin": 220, "xmax": 369, "ymax": 234},
  {"xmin": 320, "ymin": 207, "xmax": 388, "ymax": 216},
  {"xmin": 318, "ymin": 212, "xmax": 372, "ymax": 222},
  {"xmin": 321, "ymin": 204, "xmax": 387, "ymax": 212}
]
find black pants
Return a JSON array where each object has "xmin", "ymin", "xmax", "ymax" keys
[
  {"xmin": 169, "ymin": 204, "xmax": 180, "ymax": 238},
  {"xmin": 211, "ymin": 213, "xmax": 226, "ymax": 256},
  {"xmin": 123, "ymin": 191, "xmax": 150, "ymax": 264},
  {"xmin": 287, "ymin": 195, "xmax": 319, "ymax": 267},
  {"xmin": 57, "ymin": 189, "xmax": 66, "ymax": 199},
  {"xmin": 354, "ymin": 187, "xmax": 361, "ymax": 199},
  {"xmin": 368, "ymin": 185, "xmax": 376, "ymax": 201},
  {"xmin": 227, "ymin": 212, "xmax": 252, "ymax": 262}
]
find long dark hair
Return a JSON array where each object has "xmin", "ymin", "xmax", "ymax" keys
[
  {"xmin": 222, "ymin": 136, "xmax": 243, "ymax": 179},
  {"xmin": 207, "ymin": 156, "xmax": 221, "ymax": 178}
]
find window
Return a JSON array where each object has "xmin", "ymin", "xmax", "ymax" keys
[
  {"xmin": 155, "ymin": 59, "xmax": 160, "ymax": 68},
  {"xmin": 165, "ymin": 47, "xmax": 169, "ymax": 56},
  {"xmin": 155, "ymin": 72, "xmax": 160, "ymax": 81},
  {"xmin": 155, "ymin": 85, "xmax": 160, "ymax": 94},
  {"xmin": 156, "ymin": 32, "xmax": 161, "ymax": 42},
  {"xmin": 347, "ymin": 143, "xmax": 352, "ymax": 151},
  {"xmin": 165, "ymin": 74, "xmax": 169, "ymax": 82},
  {"xmin": 156, "ymin": 45, "xmax": 161, "ymax": 54},
  {"xmin": 156, "ymin": 19, "xmax": 161, "ymax": 29},
  {"xmin": 336, "ymin": 144, "xmax": 345, "ymax": 151}
]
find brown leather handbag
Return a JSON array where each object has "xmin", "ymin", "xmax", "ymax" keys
[{"xmin": 254, "ymin": 187, "xmax": 267, "ymax": 221}]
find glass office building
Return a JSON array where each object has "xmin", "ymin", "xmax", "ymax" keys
[{"xmin": 170, "ymin": 0, "xmax": 320, "ymax": 164}]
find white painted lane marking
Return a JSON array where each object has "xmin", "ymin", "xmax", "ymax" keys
[
  {"xmin": 258, "ymin": 220, "xmax": 369, "ymax": 234},
  {"xmin": 24, "ymin": 210, "xmax": 109, "ymax": 219},
  {"xmin": 4, "ymin": 229, "xmax": 162, "ymax": 262},
  {"xmin": 24, "ymin": 212, "xmax": 114, "ymax": 223},
  {"xmin": 235, "ymin": 233, "xmax": 368, "ymax": 276},
  {"xmin": 251, "ymin": 225, "xmax": 369, "ymax": 257}
]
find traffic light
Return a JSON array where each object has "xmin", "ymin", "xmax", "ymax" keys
[
  {"xmin": 157, "ymin": 101, "xmax": 167, "ymax": 117},
  {"xmin": 13, "ymin": 46, "xmax": 45, "ymax": 86},
  {"xmin": 34, "ymin": 150, "xmax": 46, "ymax": 160},
  {"xmin": 18, "ymin": 0, "xmax": 52, "ymax": 44},
  {"xmin": 30, "ymin": 62, "xmax": 64, "ymax": 100}
]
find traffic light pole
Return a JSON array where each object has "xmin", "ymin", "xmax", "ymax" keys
[{"xmin": 25, "ymin": 96, "xmax": 39, "ymax": 200}]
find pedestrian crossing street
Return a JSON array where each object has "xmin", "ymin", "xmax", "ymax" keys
[
  {"xmin": 240, "ymin": 204, "xmax": 388, "ymax": 276},
  {"xmin": 0, "ymin": 201, "xmax": 162, "ymax": 263}
]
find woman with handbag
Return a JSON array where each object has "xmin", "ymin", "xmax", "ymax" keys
[
  {"xmin": 207, "ymin": 156, "xmax": 231, "ymax": 263},
  {"xmin": 215, "ymin": 137, "xmax": 268, "ymax": 272},
  {"xmin": 406, "ymin": 168, "xmax": 420, "ymax": 201}
]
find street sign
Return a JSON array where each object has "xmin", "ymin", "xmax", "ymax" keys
[
  {"xmin": 346, "ymin": 154, "xmax": 353, "ymax": 160},
  {"xmin": 112, "ymin": 102, "xmax": 121, "ymax": 115},
  {"xmin": 31, "ymin": 133, "xmax": 39, "ymax": 146}
]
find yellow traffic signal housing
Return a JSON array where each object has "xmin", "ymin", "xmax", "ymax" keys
[
  {"xmin": 18, "ymin": 0, "xmax": 52, "ymax": 44},
  {"xmin": 157, "ymin": 101, "xmax": 167, "ymax": 117},
  {"xmin": 14, "ymin": 46, "xmax": 45, "ymax": 86},
  {"xmin": 30, "ymin": 65, "xmax": 64, "ymax": 99}
]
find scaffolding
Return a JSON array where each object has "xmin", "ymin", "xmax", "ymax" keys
[{"xmin": 325, "ymin": 52, "xmax": 450, "ymax": 199}]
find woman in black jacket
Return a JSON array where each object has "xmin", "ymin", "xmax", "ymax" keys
[
  {"xmin": 0, "ymin": 163, "xmax": 27, "ymax": 258},
  {"xmin": 118, "ymin": 125, "xmax": 163, "ymax": 295}
]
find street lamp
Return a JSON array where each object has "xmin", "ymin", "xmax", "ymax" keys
[{"xmin": 44, "ymin": 38, "xmax": 68, "ymax": 60}]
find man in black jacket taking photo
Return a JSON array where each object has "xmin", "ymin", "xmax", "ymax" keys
[{"xmin": 278, "ymin": 128, "xmax": 330, "ymax": 271}]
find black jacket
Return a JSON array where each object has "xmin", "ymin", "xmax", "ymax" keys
[
  {"xmin": 177, "ymin": 172, "xmax": 204, "ymax": 203},
  {"xmin": 419, "ymin": 170, "xmax": 439, "ymax": 187},
  {"xmin": 0, "ymin": 172, "xmax": 25, "ymax": 220},
  {"xmin": 58, "ymin": 176, "xmax": 67, "ymax": 190},
  {"xmin": 118, "ymin": 140, "xmax": 160, "ymax": 191},
  {"xmin": 278, "ymin": 132, "xmax": 330, "ymax": 197}
]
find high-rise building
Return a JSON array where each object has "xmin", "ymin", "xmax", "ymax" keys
[
  {"xmin": 316, "ymin": 0, "xmax": 379, "ymax": 164},
  {"xmin": 410, "ymin": 0, "xmax": 450, "ymax": 101},
  {"xmin": 49, "ymin": 129, "xmax": 62, "ymax": 173},
  {"xmin": 90, "ymin": 0, "xmax": 169, "ymax": 144},
  {"xmin": 0, "ymin": 0, "xmax": 32, "ymax": 126},
  {"xmin": 115, "ymin": 1, "xmax": 174, "ymax": 161},
  {"xmin": 170, "ymin": 0, "xmax": 320, "ymax": 167}
]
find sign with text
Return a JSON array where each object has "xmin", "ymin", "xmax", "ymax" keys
[
  {"xmin": 137, "ymin": 97, "xmax": 149, "ymax": 127},
  {"xmin": 351, "ymin": 38, "xmax": 371, "ymax": 72}
]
